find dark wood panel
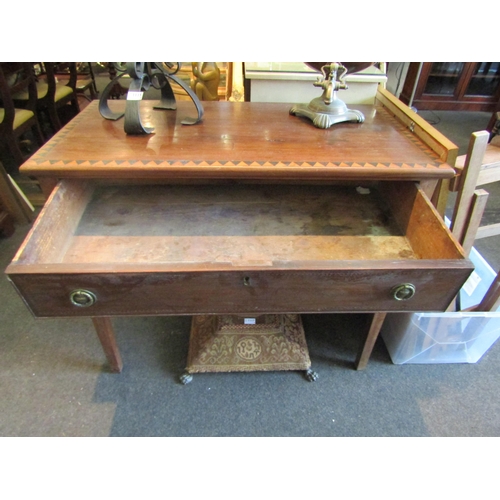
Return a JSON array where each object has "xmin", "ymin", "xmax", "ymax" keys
[{"xmin": 9, "ymin": 265, "xmax": 472, "ymax": 318}]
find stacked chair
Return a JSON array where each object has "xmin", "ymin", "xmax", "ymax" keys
[
  {"xmin": 0, "ymin": 63, "xmax": 84, "ymax": 214},
  {"xmin": 11, "ymin": 63, "xmax": 80, "ymax": 139},
  {"xmin": 74, "ymin": 62, "xmax": 99, "ymax": 102},
  {"xmin": 0, "ymin": 62, "xmax": 44, "ymax": 172}
]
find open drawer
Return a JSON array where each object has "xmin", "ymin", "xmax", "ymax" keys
[{"xmin": 6, "ymin": 180, "xmax": 473, "ymax": 317}]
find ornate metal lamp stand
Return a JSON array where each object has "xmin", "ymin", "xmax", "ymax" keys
[{"xmin": 290, "ymin": 62, "xmax": 365, "ymax": 129}]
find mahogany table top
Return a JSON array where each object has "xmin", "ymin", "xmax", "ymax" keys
[{"xmin": 21, "ymin": 100, "xmax": 456, "ymax": 182}]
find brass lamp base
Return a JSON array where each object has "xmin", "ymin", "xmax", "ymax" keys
[
  {"xmin": 290, "ymin": 62, "xmax": 365, "ymax": 129},
  {"xmin": 290, "ymin": 94, "xmax": 365, "ymax": 129}
]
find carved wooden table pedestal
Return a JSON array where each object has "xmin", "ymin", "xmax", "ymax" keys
[{"xmin": 181, "ymin": 314, "xmax": 317, "ymax": 383}]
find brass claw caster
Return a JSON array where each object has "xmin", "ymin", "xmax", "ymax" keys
[
  {"xmin": 304, "ymin": 369, "xmax": 319, "ymax": 382},
  {"xmin": 179, "ymin": 372, "xmax": 193, "ymax": 385}
]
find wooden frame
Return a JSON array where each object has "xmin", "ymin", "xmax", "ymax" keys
[
  {"xmin": 452, "ymin": 133, "xmax": 500, "ymax": 241},
  {"xmin": 376, "ymin": 87, "xmax": 459, "ymax": 216}
]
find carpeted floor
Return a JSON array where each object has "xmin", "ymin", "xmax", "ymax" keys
[{"xmin": 1, "ymin": 70, "xmax": 499, "ymax": 437}]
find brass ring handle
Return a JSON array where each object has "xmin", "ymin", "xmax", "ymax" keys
[
  {"xmin": 70, "ymin": 289, "xmax": 97, "ymax": 307},
  {"xmin": 391, "ymin": 283, "xmax": 416, "ymax": 301}
]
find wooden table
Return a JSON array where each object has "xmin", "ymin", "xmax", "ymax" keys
[{"xmin": 6, "ymin": 88, "xmax": 473, "ymax": 374}]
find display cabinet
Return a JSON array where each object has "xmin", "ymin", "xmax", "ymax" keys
[{"xmin": 400, "ymin": 62, "xmax": 500, "ymax": 111}]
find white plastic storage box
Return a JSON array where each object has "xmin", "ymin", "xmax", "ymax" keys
[
  {"xmin": 381, "ymin": 247, "xmax": 500, "ymax": 364},
  {"xmin": 459, "ymin": 247, "xmax": 497, "ymax": 310},
  {"xmin": 381, "ymin": 311, "xmax": 500, "ymax": 364}
]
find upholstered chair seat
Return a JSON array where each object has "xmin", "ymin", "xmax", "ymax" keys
[
  {"xmin": 12, "ymin": 81, "xmax": 73, "ymax": 103},
  {"xmin": 0, "ymin": 63, "xmax": 44, "ymax": 172},
  {"xmin": 0, "ymin": 108, "xmax": 35, "ymax": 129}
]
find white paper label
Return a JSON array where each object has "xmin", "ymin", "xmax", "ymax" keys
[
  {"xmin": 462, "ymin": 271, "xmax": 482, "ymax": 296},
  {"xmin": 244, "ymin": 318, "xmax": 256, "ymax": 325},
  {"xmin": 127, "ymin": 91, "xmax": 144, "ymax": 101}
]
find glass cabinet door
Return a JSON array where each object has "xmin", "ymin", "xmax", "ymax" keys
[
  {"xmin": 423, "ymin": 62, "xmax": 465, "ymax": 95},
  {"xmin": 465, "ymin": 62, "xmax": 500, "ymax": 97}
]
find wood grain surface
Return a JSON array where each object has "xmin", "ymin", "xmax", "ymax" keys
[{"xmin": 20, "ymin": 100, "xmax": 456, "ymax": 182}]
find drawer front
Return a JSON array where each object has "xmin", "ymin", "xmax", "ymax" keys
[
  {"xmin": 9, "ymin": 266, "xmax": 471, "ymax": 317},
  {"xmin": 6, "ymin": 180, "xmax": 473, "ymax": 318}
]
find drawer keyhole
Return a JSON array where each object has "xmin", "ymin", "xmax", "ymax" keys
[
  {"xmin": 70, "ymin": 289, "xmax": 97, "ymax": 307},
  {"xmin": 243, "ymin": 276, "xmax": 251, "ymax": 286},
  {"xmin": 391, "ymin": 283, "xmax": 416, "ymax": 301}
]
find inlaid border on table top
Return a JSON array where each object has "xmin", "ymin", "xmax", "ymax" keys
[{"xmin": 26, "ymin": 101, "xmax": 444, "ymax": 171}]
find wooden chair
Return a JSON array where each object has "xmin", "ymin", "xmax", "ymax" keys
[
  {"xmin": 54, "ymin": 62, "xmax": 98, "ymax": 102},
  {"xmin": 474, "ymin": 270, "xmax": 500, "ymax": 312},
  {"xmin": 450, "ymin": 130, "xmax": 500, "ymax": 313},
  {"xmin": 75, "ymin": 62, "xmax": 98, "ymax": 101},
  {"xmin": 452, "ymin": 131, "xmax": 500, "ymax": 242},
  {"xmin": 12, "ymin": 62, "xmax": 80, "ymax": 137},
  {"xmin": 486, "ymin": 108, "xmax": 499, "ymax": 136},
  {"xmin": 0, "ymin": 62, "xmax": 44, "ymax": 173}
]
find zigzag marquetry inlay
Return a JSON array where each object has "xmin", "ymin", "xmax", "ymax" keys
[
  {"xmin": 31, "ymin": 159, "xmax": 443, "ymax": 169},
  {"xmin": 30, "ymin": 102, "xmax": 443, "ymax": 169},
  {"xmin": 31, "ymin": 157, "xmax": 444, "ymax": 172}
]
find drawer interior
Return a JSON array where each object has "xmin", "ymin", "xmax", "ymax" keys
[{"xmin": 12, "ymin": 180, "xmax": 465, "ymax": 269}]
